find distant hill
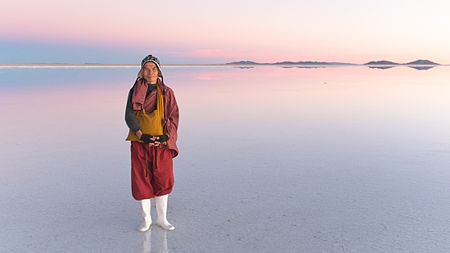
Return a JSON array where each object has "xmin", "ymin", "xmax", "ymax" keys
[
  {"xmin": 226, "ymin": 59, "xmax": 440, "ymax": 66},
  {"xmin": 365, "ymin": 59, "xmax": 440, "ymax": 65},
  {"xmin": 226, "ymin": 61, "xmax": 259, "ymax": 65},
  {"xmin": 406, "ymin": 59, "xmax": 439, "ymax": 65},
  {"xmin": 274, "ymin": 61, "xmax": 332, "ymax": 65},
  {"xmin": 364, "ymin": 60, "xmax": 399, "ymax": 65},
  {"xmin": 226, "ymin": 60, "xmax": 354, "ymax": 65}
]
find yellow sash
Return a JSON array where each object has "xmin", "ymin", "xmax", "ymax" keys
[{"xmin": 126, "ymin": 85, "xmax": 166, "ymax": 144}]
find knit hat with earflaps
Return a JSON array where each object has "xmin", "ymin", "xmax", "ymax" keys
[
  {"xmin": 141, "ymin": 55, "xmax": 162, "ymax": 72},
  {"xmin": 141, "ymin": 54, "xmax": 165, "ymax": 94}
]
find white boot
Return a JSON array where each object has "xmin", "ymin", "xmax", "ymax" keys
[
  {"xmin": 155, "ymin": 195, "xmax": 175, "ymax": 230},
  {"xmin": 138, "ymin": 199, "xmax": 152, "ymax": 232}
]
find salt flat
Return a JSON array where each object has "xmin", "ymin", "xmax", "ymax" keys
[{"xmin": 1, "ymin": 65, "xmax": 449, "ymax": 252}]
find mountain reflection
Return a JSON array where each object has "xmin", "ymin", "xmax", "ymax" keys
[
  {"xmin": 367, "ymin": 65, "xmax": 436, "ymax": 71},
  {"xmin": 408, "ymin": 65, "xmax": 435, "ymax": 70}
]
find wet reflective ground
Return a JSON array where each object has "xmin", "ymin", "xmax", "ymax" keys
[{"xmin": 1, "ymin": 65, "xmax": 450, "ymax": 252}]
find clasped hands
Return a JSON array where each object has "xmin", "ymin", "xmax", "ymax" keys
[{"xmin": 136, "ymin": 130, "xmax": 169, "ymax": 146}]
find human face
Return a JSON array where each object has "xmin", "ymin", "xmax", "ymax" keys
[{"xmin": 142, "ymin": 62, "xmax": 159, "ymax": 84}]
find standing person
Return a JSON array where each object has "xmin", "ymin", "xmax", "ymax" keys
[{"xmin": 125, "ymin": 55, "xmax": 179, "ymax": 231}]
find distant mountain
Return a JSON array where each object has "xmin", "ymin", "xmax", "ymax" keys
[
  {"xmin": 365, "ymin": 59, "xmax": 439, "ymax": 71},
  {"xmin": 226, "ymin": 60, "xmax": 354, "ymax": 65},
  {"xmin": 364, "ymin": 60, "xmax": 399, "ymax": 65},
  {"xmin": 274, "ymin": 61, "xmax": 332, "ymax": 65},
  {"xmin": 226, "ymin": 61, "xmax": 259, "ymax": 65},
  {"xmin": 226, "ymin": 59, "xmax": 440, "ymax": 66},
  {"xmin": 406, "ymin": 59, "xmax": 439, "ymax": 65}
]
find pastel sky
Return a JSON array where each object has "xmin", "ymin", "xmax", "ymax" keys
[{"xmin": 1, "ymin": 0, "xmax": 449, "ymax": 64}]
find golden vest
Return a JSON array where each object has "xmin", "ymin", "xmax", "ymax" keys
[{"xmin": 126, "ymin": 85, "xmax": 166, "ymax": 144}]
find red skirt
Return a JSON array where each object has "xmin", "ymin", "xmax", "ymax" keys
[{"xmin": 130, "ymin": 141, "xmax": 174, "ymax": 200}]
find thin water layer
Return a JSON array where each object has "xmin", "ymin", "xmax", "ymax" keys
[{"xmin": 0, "ymin": 65, "xmax": 450, "ymax": 252}]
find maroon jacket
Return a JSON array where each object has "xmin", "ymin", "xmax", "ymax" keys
[{"xmin": 125, "ymin": 80, "xmax": 180, "ymax": 158}]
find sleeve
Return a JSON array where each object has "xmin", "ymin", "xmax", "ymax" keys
[
  {"xmin": 125, "ymin": 87, "xmax": 141, "ymax": 134},
  {"xmin": 164, "ymin": 88, "xmax": 180, "ymax": 157}
]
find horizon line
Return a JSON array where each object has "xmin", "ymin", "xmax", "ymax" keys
[{"xmin": 0, "ymin": 62, "xmax": 448, "ymax": 67}]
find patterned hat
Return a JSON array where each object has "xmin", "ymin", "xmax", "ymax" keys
[{"xmin": 141, "ymin": 55, "xmax": 162, "ymax": 72}]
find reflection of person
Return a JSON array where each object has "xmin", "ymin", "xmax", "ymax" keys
[
  {"xmin": 125, "ymin": 55, "xmax": 179, "ymax": 231},
  {"xmin": 141, "ymin": 229, "xmax": 169, "ymax": 253}
]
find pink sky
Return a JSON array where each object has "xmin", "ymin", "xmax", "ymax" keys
[{"xmin": 1, "ymin": 0, "xmax": 450, "ymax": 64}]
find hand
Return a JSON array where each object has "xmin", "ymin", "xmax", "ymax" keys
[
  {"xmin": 136, "ymin": 130, "xmax": 143, "ymax": 139},
  {"xmin": 153, "ymin": 135, "xmax": 169, "ymax": 147},
  {"xmin": 140, "ymin": 134, "xmax": 155, "ymax": 144},
  {"xmin": 156, "ymin": 135, "xmax": 169, "ymax": 142},
  {"xmin": 152, "ymin": 136, "xmax": 160, "ymax": 146}
]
